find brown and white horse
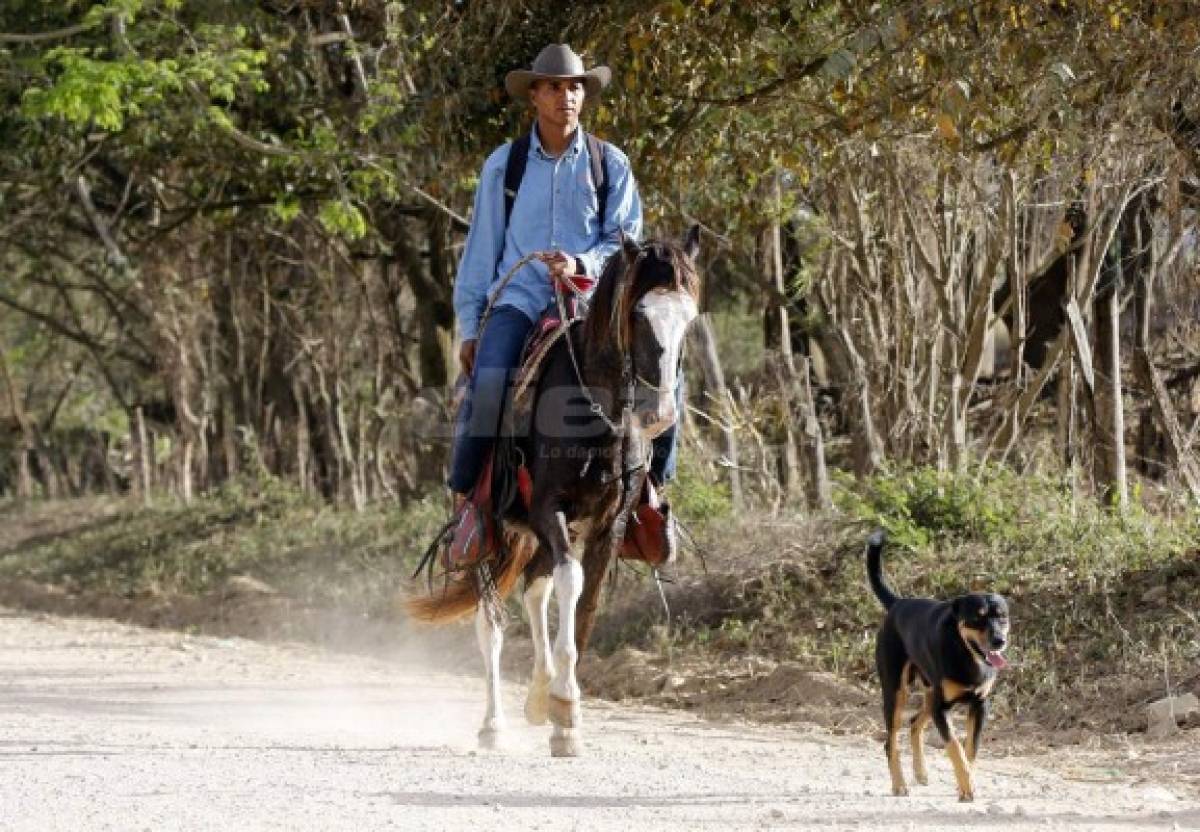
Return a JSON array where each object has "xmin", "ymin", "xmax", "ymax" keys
[{"xmin": 408, "ymin": 227, "xmax": 701, "ymax": 756}]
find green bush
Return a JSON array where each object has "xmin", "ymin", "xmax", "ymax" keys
[
  {"xmin": 836, "ymin": 464, "xmax": 1198, "ymax": 572},
  {"xmin": 669, "ymin": 453, "xmax": 733, "ymax": 524}
]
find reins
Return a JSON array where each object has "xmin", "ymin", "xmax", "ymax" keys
[
  {"xmin": 472, "ymin": 251, "xmax": 629, "ymax": 436},
  {"xmin": 553, "ymin": 269, "xmax": 629, "ymax": 436},
  {"xmin": 474, "ymin": 252, "xmax": 542, "ymax": 342}
]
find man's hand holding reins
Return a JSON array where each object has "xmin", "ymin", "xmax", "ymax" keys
[{"xmin": 537, "ymin": 250, "xmax": 578, "ymax": 284}]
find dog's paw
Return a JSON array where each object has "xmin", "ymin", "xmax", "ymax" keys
[
  {"xmin": 957, "ymin": 789, "xmax": 975, "ymax": 803},
  {"xmin": 891, "ymin": 785, "xmax": 910, "ymax": 797},
  {"xmin": 913, "ymin": 771, "xmax": 928, "ymax": 786}
]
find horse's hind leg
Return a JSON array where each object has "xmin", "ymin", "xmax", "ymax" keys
[
  {"xmin": 474, "ymin": 605, "xmax": 506, "ymax": 749},
  {"xmin": 522, "ymin": 551, "xmax": 555, "ymax": 725}
]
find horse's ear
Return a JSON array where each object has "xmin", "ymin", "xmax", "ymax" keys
[
  {"xmin": 682, "ymin": 223, "xmax": 701, "ymax": 260},
  {"xmin": 620, "ymin": 229, "xmax": 640, "ymax": 262}
]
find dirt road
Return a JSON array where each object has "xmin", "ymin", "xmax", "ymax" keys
[{"xmin": 1, "ymin": 607, "xmax": 1195, "ymax": 831}]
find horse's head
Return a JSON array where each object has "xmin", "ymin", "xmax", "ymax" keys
[{"xmin": 585, "ymin": 225, "xmax": 701, "ymax": 438}]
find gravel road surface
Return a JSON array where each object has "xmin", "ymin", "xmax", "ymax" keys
[{"xmin": 1, "ymin": 608, "xmax": 1195, "ymax": 830}]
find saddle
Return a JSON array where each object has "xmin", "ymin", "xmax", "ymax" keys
[
  {"xmin": 444, "ymin": 458, "xmax": 675, "ymax": 574},
  {"xmin": 443, "ymin": 288, "xmax": 675, "ymax": 575}
]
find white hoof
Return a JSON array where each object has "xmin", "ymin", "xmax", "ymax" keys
[
  {"xmin": 549, "ymin": 733, "xmax": 582, "ymax": 757},
  {"xmin": 477, "ymin": 727, "xmax": 506, "ymax": 751},
  {"xmin": 524, "ymin": 684, "xmax": 550, "ymax": 726}
]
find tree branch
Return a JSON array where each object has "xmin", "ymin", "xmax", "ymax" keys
[
  {"xmin": 0, "ymin": 289, "xmax": 156, "ymax": 374},
  {"xmin": 0, "ymin": 21, "xmax": 97, "ymax": 44}
]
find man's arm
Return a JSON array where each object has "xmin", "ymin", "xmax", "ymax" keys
[
  {"xmin": 452, "ymin": 146, "xmax": 509, "ymax": 343},
  {"xmin": 574, "ymin": 145, "xmax": 643, "ymax": 279}
]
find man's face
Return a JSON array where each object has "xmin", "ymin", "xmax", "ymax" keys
[{"xmin": 529, "ymin": 78, "xmax": 586, "ymax": 131}]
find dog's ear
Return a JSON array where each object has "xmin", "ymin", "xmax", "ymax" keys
[{"xmin": 950, "ymin": 596, "xmax": 971, "ymax": 622}]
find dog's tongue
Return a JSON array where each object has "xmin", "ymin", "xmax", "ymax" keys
[{"xmin": 986, "ymin": 651, "xmax": 1008, "ymax": 670}]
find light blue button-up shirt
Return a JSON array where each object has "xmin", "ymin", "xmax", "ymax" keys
[{"xmin": 452, "ymin": 126, "xmax": 643, "ymax": 341}]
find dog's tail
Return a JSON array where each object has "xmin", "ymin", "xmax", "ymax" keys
[{"xmin": 866, "ymin": 529, "xmax": 898, "ymax": 610}]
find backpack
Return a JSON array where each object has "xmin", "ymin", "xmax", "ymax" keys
[{"xmin": 503, "ymin": 131, "xmax": 610, "ymax": 234}]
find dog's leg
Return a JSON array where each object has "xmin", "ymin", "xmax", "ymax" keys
[
  {"xmin": 909, "ymin": 688, "xmax": 932, "ymax": 786},
  {"xmin": 877, "ymin": 640, "xmax": 910, "ymax": 797},
  {"xmin": 474, "ymin": 605, "xmax": 506, "ymax": 749},
  {"xmin": 965, "ymin": 698, "xmax": 988, "ymax": 764},
  {"xmin": 884, "ymin": 666, "xmax": 911, "ymax": 796},
  {"xmin": 887, "ymin": 679, "xmax": 910, "ymax": 796},
  {"xmin": 931, "ymin": 695, "xmax": 975, "ymax": 802},
  {"xmin": 522, "ymin": 571, "xmax": 554, "ymax": 726}
]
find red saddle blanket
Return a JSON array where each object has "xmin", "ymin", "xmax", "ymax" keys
[{"xmin": 445, "ymin": 460, "xmax": 674, "ymax": 572}]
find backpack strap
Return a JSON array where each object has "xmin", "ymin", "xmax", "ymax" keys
[
  {"xmin": 502, "ymin": 131, "xmax": 609, "ymax": 237},
  {"xmin": 503, "ymin": 133, "xmax": 532, "ymax": 226},
  {"xmin": 585, "ymin": 132, "xmax": 609, "ymax": 236}
]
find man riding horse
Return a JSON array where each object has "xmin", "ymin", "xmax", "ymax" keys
[{"xmin": 447, "ymin": 44, "xmax": 682, "ymax": 562}]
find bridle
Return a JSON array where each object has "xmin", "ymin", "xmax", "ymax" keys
[
  {"xmin": 556, "ymin": 245, "xmax": 692, "ymax": 431},
  {"xmin": 554, "ymin": 265, "xmax": 630, "ymax": 435},
  {"xmin": 476, "ymin": 245, "xmax": 689, "ymax": 435}
]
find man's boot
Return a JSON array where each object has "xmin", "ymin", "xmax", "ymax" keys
[{"xmin": 443, "ymin": 457, "xmax": 498, "ymax": 574}]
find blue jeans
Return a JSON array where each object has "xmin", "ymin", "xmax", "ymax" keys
[
  {"xmin": 448, "ymin": 305, "xmax": 535, "ymax": 494},
  {"xmin": 649, "ymin": 374, "xmax": 684, "ymax": 485}
]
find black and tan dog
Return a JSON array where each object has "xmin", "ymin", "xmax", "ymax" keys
[{"xmin": 866, "ymin": 530, "xmax": 1010, "ymax": 802}]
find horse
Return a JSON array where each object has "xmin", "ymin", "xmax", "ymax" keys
[{"xmin": 408, "ymin": 225, "xmax": 701, "ymax": 757}]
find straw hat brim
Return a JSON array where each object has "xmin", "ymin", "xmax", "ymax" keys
[{"xmin": 505, "ymin": 66, "xmax": 611, "ymax": 99}]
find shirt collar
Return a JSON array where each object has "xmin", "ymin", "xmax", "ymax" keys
[{"xmin": 530, "ymin": 125, "xmax": 584, "ymax": 160}]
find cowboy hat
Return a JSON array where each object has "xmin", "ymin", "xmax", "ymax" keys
[{"xmin": 504, "ymin": 43, "xmax": 611, "ymax": 99}]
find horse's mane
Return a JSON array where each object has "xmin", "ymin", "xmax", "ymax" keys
[{"xmin": 582, "ymin": 238, "xmax": 700, "ymax": 354}]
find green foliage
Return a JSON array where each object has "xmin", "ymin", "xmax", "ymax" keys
[
  {"xmin": 835, "ymin": 464, "xmax": 1022, "ymax": 552},
  {"xmin": 670, "ymin": 452, "xmax": 733, "ymax": 525},
  {"xmin": 22, "ymin": 51, "xmax": 180, "ymax": 131},
  {"xmin": 837, "ymin": 464, "xmax": 1200, "ymax": 588},
  {"xmin": 317, "ymin": 199, "xmax": 368, "ymax": 241},
  {"xmin": 0, "ymin": 482, "xmax": 446, "ymax": 612},
  {"xmin": 272, "ymin": 194, "xmax": 301, "ymax": 224}
]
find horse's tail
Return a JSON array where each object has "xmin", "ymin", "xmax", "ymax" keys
[
  {"xmin": 405, "ymin": 527, "xmax": 538, "ymax": 623},
  {"xmin": 866, "ymin": 529, "xmax": 898, "ymax": 611}
]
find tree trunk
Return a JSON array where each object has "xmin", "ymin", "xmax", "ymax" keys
[
  {"xmin": 0, "ymin": 349, "xmax": 35, "ymax": 500},
  {"xmin": 1092, "ymin": 260, "xmax": 1128, "ymax": 509},
  {"xmin": 770, "ymin": 174, "xmax": 796, "ymax": 377},
  {"xmin": 797, "ymin": 356, "xmax": 831, "ymax": 509},
  {"xmin": 838, "ymin": 325, "xmax": 883, "ymax": 477},
  {"xmin": 773, "ymin": 356, "xmax": 803, "ymax": 495},
  {"xmin": 1129, "ymin": 218, "xmax": 1200, "ymax": 501},
  {"xmin": 134, "ymin": 406, "xmax": 151, "ymax": 505},
  {"xmin": 689, "ymin": 315, "xmax": 742, "ymax": 507}
]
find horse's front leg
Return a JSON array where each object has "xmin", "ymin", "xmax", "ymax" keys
[
  {"xmin": 574, "ymin": 521, "xmax": 619, "ymax": 656},
  {"xmin": 474, "ymin": 605, "xmax": 506, "ymax": 749},
  {"xmin": 533, "ymin": 507, "xmax": 586, "ymax": 757},
  {"xmin": 522, "ymin": 557, "xmax": 555, "ymax": 725}
]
